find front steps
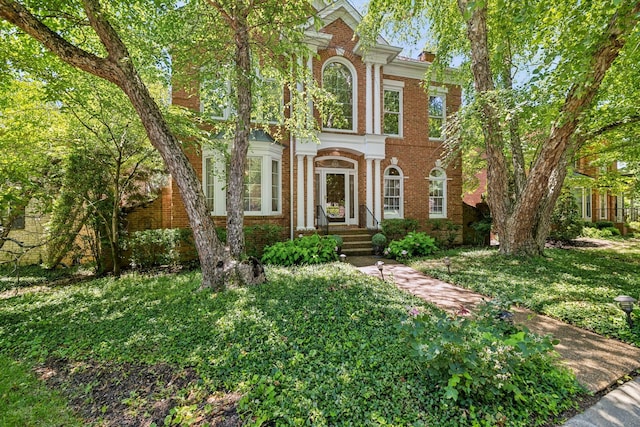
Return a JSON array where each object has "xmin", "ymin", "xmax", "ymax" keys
[{"xmin": 331, "ymin": 228, "xmax": 374, "ymax": 257}]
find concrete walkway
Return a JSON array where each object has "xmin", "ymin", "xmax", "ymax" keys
[{"xmin": 350, "ymin": 256, "xmax": 640, "ymax": 426}]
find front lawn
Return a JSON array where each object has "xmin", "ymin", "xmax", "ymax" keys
[
  {"xmin": 412, "ymin": 239, "xmax": 640, "ymax": 346},
  {"xmin": 0, "ymin": 263, "xmax": 581, "ymax": 426}
]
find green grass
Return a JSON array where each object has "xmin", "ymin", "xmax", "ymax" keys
[
  {"xmin": 411, "ymin": 240, "xmax": 640, "ymax": 346},
  {"xmin": 0, "ymin": 263, "xmax": 581, "ymax": 425},
  {"xmin": 0, "ymin": 264, "xmax": 83, "ymax": 292},
  {"xmin": 0, "ymin": 354, "xmax": 82, "ymax": 426}
]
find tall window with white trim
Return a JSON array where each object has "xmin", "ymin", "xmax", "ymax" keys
[
  {"xmin": 322, "ymin": 60, "xmax": 355, "ymax": 131},
  {"xmin": 573, "ymin": 187, "xmax": 592, "ymax": 220},
  {"xmin": 599, "ymin": 192, "xmax": 607, "ymax": 220},
  {"xmin": 383, "ymin": 88, "xmax": 402, "ymax": 136},
  {"xmin": 384, "ymin": 166, "xmax": 403, "ymax": 219},
  {"xmin": 429, "ymin": 167, "xmax": 447, "ymax": 218},
  {"xmin": 429, "ymin": 94, "xmax": 446, "ymax": 139}
]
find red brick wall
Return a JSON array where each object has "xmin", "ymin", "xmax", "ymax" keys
[{"xmin": 131, "ymin": 14, "xmax": 464, "ymax": 243}]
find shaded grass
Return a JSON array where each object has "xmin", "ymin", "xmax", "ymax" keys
[
  {"xmin": 411, "ymin": 241, "xmax": 640, "ymax": 346},
  {"xmin": 0, "ymin": 263, "xmax": 582, "ymax": 426},
  {"xmin": 0, "ymin": 354, "xmax": 82, "ymax": 427}
]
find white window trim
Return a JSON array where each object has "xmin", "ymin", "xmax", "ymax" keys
[
  {"xmin": 253, "ymin": 75, "xmax": 284, "ymax": 125},
  {"xmin": 202, "ymin": 141, "xmax": 283, "ymax": 216},
  {"xmin": 574, "ymin": 187, "xmax": 592, "ymax": 220},
  {"xmin": 383, "ymin": 79, "xmax": 404, "ymax": 138},
  {"xmin": 428, "ymin": 86, "xmax": 447, "ymax": 141},
  {"xmin": 200, "ymin": 79, "xmax": 233, "ymax": 120},
  {"xmin": 383, "ymin": 165, "xmax": 404, "ymax": 219},
  {"xmin": 321, "ymin": 57, "xmax": 358, "ymax": 133},
  {"xmin": 599, "ymin": 192, "xmax": 607, "ymax": 220},
  {"xmin": 428, "ymin": 165, "xmax": 448, "ymax": 219}
]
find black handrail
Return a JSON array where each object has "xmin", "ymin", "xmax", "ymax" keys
[
  {"xmin": 316, "ymin": 205, "xmax": 329, "ymax": 235},
  {"xmin": 359, "ymin": 204, "xmax": 379, "ymax": 230}
]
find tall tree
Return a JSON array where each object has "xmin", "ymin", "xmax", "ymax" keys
[
  {"xmin": 172, "ymin": 0, "xmax": 318, "ymax": 258},
  {"xmin": 48, "ymin": 76, "xmax": 165, "ymax": 276},
  {"xmin": 363, "ymin": 0, "xmax": 640, "ymax": 255}
]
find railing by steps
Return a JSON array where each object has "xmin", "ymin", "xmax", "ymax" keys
[
  {"xmin": 359, "ymin": 204, "xmax": 380, "ymax": 230},
  {"xmin": 316, "ymin": 205, "xmax": 329, "ymax": 235}
]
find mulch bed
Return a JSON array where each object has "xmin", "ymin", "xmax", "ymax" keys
[{"xmin": 36, "ymin": 358, "xmax": 240, "ymax": 426}]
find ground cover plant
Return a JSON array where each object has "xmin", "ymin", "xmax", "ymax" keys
[
  {"xmin": 0, "ymin": 263, "xmax": 582, "ymax": 425},
  {"xmin": 411, "ymin": 239, "xmax": 640, "ymax": 347}
]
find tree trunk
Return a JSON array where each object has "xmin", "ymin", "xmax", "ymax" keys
[
  {"xmin": 0, "ymin": 0, "xmax": 268, "ymax": 288},
  {"xmin": 226, "ymin": 20, "xmax": 251, "ymax": 259},
  {"xmin": 458, "ymin": 0, "xmax": 639, "ymax": 256}
]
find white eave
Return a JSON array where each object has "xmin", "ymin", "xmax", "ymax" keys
[
  {"xmin": 385, "ymin": 57, "xmax": 460, "ymax": 85},
  {"xmin": 354, "ymin": 41, "xmax": 403, "ymax": 64}
]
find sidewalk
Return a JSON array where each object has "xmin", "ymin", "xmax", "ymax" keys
[{"xmin": 350, "ymin": 256, "xmax": 640, "ymax": 426}]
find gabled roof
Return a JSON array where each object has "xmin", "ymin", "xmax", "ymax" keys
[{"xmin": 307, "ymin": 0, "xmax": 402, "ymax": 63}]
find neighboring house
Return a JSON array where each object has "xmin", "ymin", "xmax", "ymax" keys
[
  {"xmin": 573, "ymin": 157, "xmax": 638, "ymax": 232},
  {"xmin": 0, "ymin": 201, "xmax": 48, "ymax": 265},
  {"xmin": 141, "ymin": 0, "xmax": 463, "ymax": 244}
]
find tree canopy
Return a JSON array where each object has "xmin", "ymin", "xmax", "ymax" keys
[{"xmin": 362, "ymin": 0, "xmax": 640, "ymax": 253}]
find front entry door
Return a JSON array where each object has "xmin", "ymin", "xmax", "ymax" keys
[
  {"xmin": 316, "ymin": 168, "xmax": 357, "ymax": 225},
  {"xmin": 326, "ymin": 173, "xmax": 347, "ymax": 222}
]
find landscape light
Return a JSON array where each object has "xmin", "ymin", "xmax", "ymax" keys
[
  {"xmin": 443, "ymin": 256, "xmax": 451, "ymax": 273},
  {"xmin": 614, "ymin": 295, "xmax": 636, "ymax": 328},
  {"xmin": 375, "ymin": 260, "xmax": 384, "ymax": 280}
]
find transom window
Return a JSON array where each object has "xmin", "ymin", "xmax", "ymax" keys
[
  {"xmin": 384, "ymin": 166, "xmax": 403, "ymax": 219},
  {"xmin": 429, "ymin": 94, "xmax": 446, "ymax": 139},
  {"xmin": 429, "ymin": 166, "xmax": 447, "ymax": 218},
  {"xmin": 322, "ymin": 60, "xmax": 356, "ymax": 131}
]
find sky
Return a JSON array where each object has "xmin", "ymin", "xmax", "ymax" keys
[{"xmin": 349, "ymin": 0, "xmax": 432, "ymax": 59}]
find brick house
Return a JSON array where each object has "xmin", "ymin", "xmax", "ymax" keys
[
  {"xmin": 129, "ymin": 0, "xmax": 463, "ymax": 250},
  {"xmin": 572, "ymin": 157, "xmax": 638, "ymax": 233}
]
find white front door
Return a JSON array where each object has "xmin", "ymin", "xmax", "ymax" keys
[{"xmin": 316, "ymin": 168, "xmax": 358, "ymax": 225}]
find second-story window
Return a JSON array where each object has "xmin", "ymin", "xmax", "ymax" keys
[
  {"xmin": 322, "ymin": 60, "xmax": 355, "ymax": 131},
  {"xmin": 201, "ymin": 78, "xmax": 232, "ymax": 120},
  {"xmin": 429, "ymin": 94, "xmax": 446, "ymax": 139},
  {"xmin": 384, "ymin": 89, "xmax": 401, "ymax": 136}
]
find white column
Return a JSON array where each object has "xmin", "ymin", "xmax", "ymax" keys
[
  {"xmin": 373, "ymin": 63, "xmax": 382, "ymax": 134},
  {"xmin": 296, "ymin": 154, "xmax": 305, "ymax": 230},
  {"xmin": 306, "ymin": 155, "xmax": 315, "ymax": 229},
  {"xmin": 366, "ymin": 158, "xmax": 373, "ymax": 228},
  {"xmin": 307, "ymin": 55, "xmax": 314, "ymax": 120},
  {"xmin": 365, "ymin": 63, "xmax": 373, "ymax": 134},
  {"xmin": 374, "ymin": 159, "xmax": 382, "ymax": 228}
]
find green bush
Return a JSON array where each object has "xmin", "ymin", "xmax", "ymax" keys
[
  {"xmin": 387, "ymin": 232, "xmax": 438, "ymax": 259},
  {"xmin": 328, "ymin": 234, "xmax": 343, "ymax": 248},
  {"xmin": 380, "ymin": 218, "xmax": 419, "ymax": 241},
  {"xmin": 595, "ymin": 220, "xmax": 614, "ymax": 229},
  {"xmin": 470, "ymin": 217, "xmax": 492, "ymax": 246},
  {"xmin": 581, "ymin": 226, "xmax": 621, "ymax": 239},
  {"xmin": 261, "ymin": 234, "xmax": 338, "ymax": 266},
  {"xmin": 125, "ymin": 228, "xmax": 194, "ymax": 269},
  {"xmin": 603, "ymin": 226, "xmax": 621, "ymax": 236},
  {"xmin": 428, "ymin": 219, "xmax": 462, "ymax": 248},
  {"xmin": 245, "ymin": 224, "xmax": 285, "ymax": 258},
  {"xmin": 400, "ymin": 300, "xmax": 581, "ymax": 419},
  {"xmin": 549, "ymin": 190, "xmax": 583, "ymax": 241},
  {"xmin": 371, "ymin": 233, "xmax": 387, "ymax": 247}
]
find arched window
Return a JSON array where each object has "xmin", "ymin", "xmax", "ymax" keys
[
  {"xmin": 322, "ymin": 59, "xmax": 356, "ymax": 131},
  {"xmin": 429, "ymin": 167, "xmax": 447, "ymax": 218},
  {"xmin": 384, "ymin": 166, "xmax": 403, "ymax": 219}
]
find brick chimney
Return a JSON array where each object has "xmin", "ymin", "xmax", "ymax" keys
[{"xmin": 418, "ymin": 51, "xmax": 435, "ymax": 62}]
